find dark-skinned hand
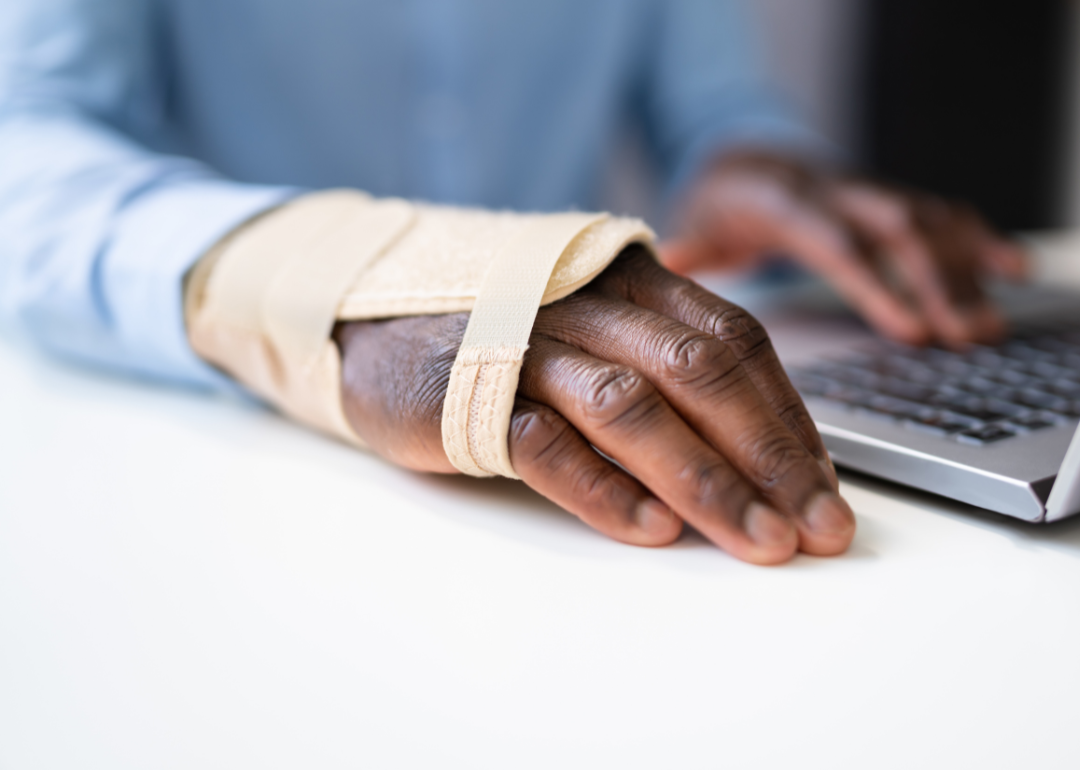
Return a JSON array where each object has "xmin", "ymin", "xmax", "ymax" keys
[
  {"xmin": 335, "ymin": 247, "xmax": 855, "ymax": 565},
  {"xmin": 660, "ymin": 151, "xmax": 1029, "ymax": 347}
]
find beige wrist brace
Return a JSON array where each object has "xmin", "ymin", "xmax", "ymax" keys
[{"xmin": 186, "ymin": 189, "xmax": 655, "ymax": 478}]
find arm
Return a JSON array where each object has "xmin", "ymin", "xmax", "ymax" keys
[
  {"xmin": 0, "ymin": 0, "xmax": 294, "ymax": 386},
  {"xmin": 642, "ymin": 0, "xmax": 1027, "ymax": 347},
  {"xmin": 3, "ymin": 1, "xmax": 855, "ymax": 565}
]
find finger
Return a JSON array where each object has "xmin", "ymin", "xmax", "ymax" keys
[
  {"xmin": 911, "ymin": 203, "xmax": 1010, "ymax": 343},
  {"xmin": 832, "ymin": 187, "xmax": 1004, "ymax": 345},
  {"xmin": 519, "ymin": 337, "xmax": 800, "ymax": 564},
  {"xmin": 980, "ymin": 236, "xmax": 1030, "ymax": 281},
  {"xmin": 839, "ymin": 188, "xmax": 977, "ymax": 344},
  {"xmin": 656, "ymin": 238, "xmax": 714, "ymax": 275},
  {"xmin": 656, "ymin": 237, "xmax": 759, "ymax": 275},
  {"xmin": 925, "ymin": 200, "xmax": 1029, "ymax": 282},
  {"xmin": 746, "ymin": 192, "xmax": 932, "ymax": 344},
  {"xmin": 672, "ymin": 170, "xmax": 930, "ymax": 342},
  {"xmin": 533, "ymin": 297, "xmax": 853, "ymax": 556},
  {"xmin": 591, "ymin": 247, "xmax": 836, "ymax": 485},
  {"xmin": 928, "ymin": 208, "xmax": 1013, "ymax": 342},
  {"xmin": 508, "ymin": 398, "xmax": 682, "ymax": 547}
]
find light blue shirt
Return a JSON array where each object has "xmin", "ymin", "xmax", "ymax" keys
[{"xmin": 0, "ymin": 0, "xmax": 817, "ymax": 388}]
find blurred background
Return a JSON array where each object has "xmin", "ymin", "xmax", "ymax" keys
[
  {"xmin": 609, "ymin": 0, "xmax": 1077, "ymax": 234},
  {"xmin": 758, "ymin": 0, "xmax": 1076, "ymax": 232}
]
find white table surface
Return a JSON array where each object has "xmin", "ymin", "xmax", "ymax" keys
[{"xmin": 5, "ymin": 257, "xmax": 1080, "ymax": 769}]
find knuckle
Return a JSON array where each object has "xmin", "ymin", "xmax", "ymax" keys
[
  {"xmin": 406, "ymin": 315, "xmax": 469, "ymax": 422},
  {"xmin": 773, "ymin": 396, "xmax": 814, "ymax": 429},
  {"xmin": 742, "ymin": 429, "xmax": 810, "ymax": 489},
  {"xmin": 509, "ymin": 406, "xmax": 577, "ymax": 470},
  {"xmin": 579, "ymin": 363, "xmax": 659, "ymax": 428},
  {"xmin": 570, "ymin": 463, "xmax": 623, "ymax": 511},
  {"xmin": 509, "ymin": 403, "xmax": 629, "ymax": 518},
  {"xmin": 677, "ymin": 459, "xmax": 742, "ymax": 511},
  {"xmin": 660, "ymin": 332, "xmax": 740, "ymax": 388},
  {"xmin": 667, "ymin": 280, "xmax": 706, "ymax": 312},
  {"xmin": 703, "ymin": 305, "xmax": 773, "ymax": 360}
]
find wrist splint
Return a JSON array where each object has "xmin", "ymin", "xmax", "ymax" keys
[{"xmin": 185, "ymin": 189, "xmax": 655, "ymax": 478}]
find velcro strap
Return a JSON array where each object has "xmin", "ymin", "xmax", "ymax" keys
[
  {"xmin": 263, "ymin": 197, "xmax": 416, "ymax": 374},
  {"xmin": 441, "ymin": 212, "xmax": 608, "ymax": 478},
  {"xmin": 192, "ymin": 190, "xmax": 417, "ymax": 444}
]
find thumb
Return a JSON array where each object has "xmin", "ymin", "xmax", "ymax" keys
[
  {"xmin": 657, "ymin": 237, "xmax": 764, "ymax": 276},
  {"xmin": 656, "ymin": 238, "xmax": 715, "ymax": 275}
]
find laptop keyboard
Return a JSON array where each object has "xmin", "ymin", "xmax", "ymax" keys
[{"xmin": 789, "ymin": 327, "xmax": 1080, "ymax": 446}]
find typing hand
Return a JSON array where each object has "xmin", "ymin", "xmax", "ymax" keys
[
  {"xmin": 335, "ymin": 247, "xmax": 854, "ymax": 565},
  {"xmin": 660, "ymin": 151, "xmax": 1028, "ymax": 347}
]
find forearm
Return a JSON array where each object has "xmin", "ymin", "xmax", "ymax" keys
[
  {"xmin": 0, "ymin": 109, "xmax": 295, "ymax": 385},
  {"xmin": 0, "ymin": 0, "xmax": 296, "ymax": 386}
]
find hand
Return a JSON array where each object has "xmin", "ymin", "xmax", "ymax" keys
[
  {"xmin": 660, "ymin": 151, "xmax": 1028, "ymax": 347},
  {"xmin": 335, "ymin": 247, "xmax": 855, "ymax": 565}
]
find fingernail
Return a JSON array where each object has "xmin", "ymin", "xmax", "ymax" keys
[
  {"xmin": 744, "ymin": 502, "xmax": 796, "ymax": 547},
  {"xmin": 803, "ymin": 491, "xmax": 855, "ymax": 536},
  {"xmin": 635, "ymin": 498, "xmax": 676, "ymax": 534},
  {"xmin": 818, "ymin": 456, "xmax": 840, "ymax": 492}
]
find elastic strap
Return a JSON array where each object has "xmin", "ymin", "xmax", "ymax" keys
[
  {"xmin": 262, "ymin": 197, "xmax": 416, "ymax": 374},
  {"xmin": 441, "ymin": 212, "xmax": 607, "ymax": 478}
]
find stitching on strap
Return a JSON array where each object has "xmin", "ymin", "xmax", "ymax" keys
[{"xmin": 441, "ymin": 212, "xmax": 607, "ymax": 478}]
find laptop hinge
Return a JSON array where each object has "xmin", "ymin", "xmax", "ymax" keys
[{"xmin": 1044, "ymin": 425, "xmax": 1080, "ymax": 521}]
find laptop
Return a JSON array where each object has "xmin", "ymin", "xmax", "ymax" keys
[{"xmin": 730, "ymin": 236, "xmax": 1080, "ymax": 523}]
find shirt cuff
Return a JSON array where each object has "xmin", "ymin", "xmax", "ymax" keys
[{"xmin": 105, "ymin": 178, "xmax": 301, "ymax": 390}]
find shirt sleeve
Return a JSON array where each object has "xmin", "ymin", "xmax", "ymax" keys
[
  {"xmin": 640, "ymin": 0, "xmax": 833, "ymax": 197},
  {"xmin": 0, "ymin": 0, "xmax": 297, "ymax": 389}
]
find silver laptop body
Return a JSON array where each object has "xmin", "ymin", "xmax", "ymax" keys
[
  {"xmin": 760, "ymin": 283, "xmax": 1080, "ymax": 523},
  {"xmin": 804, "ymin": 392, "xmax": 1080, "ymax": 522}
]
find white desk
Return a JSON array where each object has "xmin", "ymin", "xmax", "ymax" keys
[{"xmin": 4, "ymin": 267, "xmax": 1080, "ymax": 769}]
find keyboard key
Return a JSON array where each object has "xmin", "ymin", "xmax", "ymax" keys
[
  {"xmin": 1049, "ymin": 377, "xmax": 1080, "ymax": 394},
  {"xmin": 879, "ymin": 378, "xmax": 933, "ymax": 401},
  {"xmin": 821, "ymin": 387, "xmax": 875, "ymax": 410},
  {"xmin": 790, "ymin": 373, "xmax": 833, "ymax": 397},
  {"xmin": 982, "ymin": 398, "xmax": 1028, "ymax": 418},
  {"xmin": 861, "ymin": 395, "xmax": 926, "ymax": 420},
  {"xmin": 905, "ymin": 412, "xmax": 977, "ymax": 436},
  {"xmin": 809, "ymin": 364, "xmax": 881, "ymax": 390},
  {"xmin": 889, "ymin": 364, "xmax": 941, "ymax": 385},
  {"xmin": 931, "ymin": 358, "xmax": 980, "ymax": 377},
  {"xmin": 1004, "ymin": 415, "xmax": 1057, "ymax": 433},
  {"xmin": 927, "ymin": 394, "xmax": 1013, "ymax": 422},
  {"xmin": 990, "ymin": 369, "xmax": 1035, "ymax": 387},
  {"xmin": 1002, "ymin": 342, "xmax": 1057, "ymax": 363},
  {"xmin": 790, "ymin": 326, "xmax": 1080, "ymax": 436},
  {"xmin": 1030, "ymin": 361, "xmax": 1072, "ymax": 379},
  {"xmin": 1016, "ymin": 389, "xmax": 1070, "ymax": 412},
  {"xmin": 1027, "ymin": 336, "xmax": 1080, "ymax": 355},
  {"xmin": 1053, "ymin": 401, "xmax": 1080, "ymax": 418},
  {"xmin": 967, "ymin": 350, "xmax": 1009, "ymax": 368},
  {"xmin": 956, "ymin": 424, "xmax": 1017, "ymax": 445},
  {"xmin": 959, "ymin": 375, "xmax": 1001, "ymax": 394}
]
